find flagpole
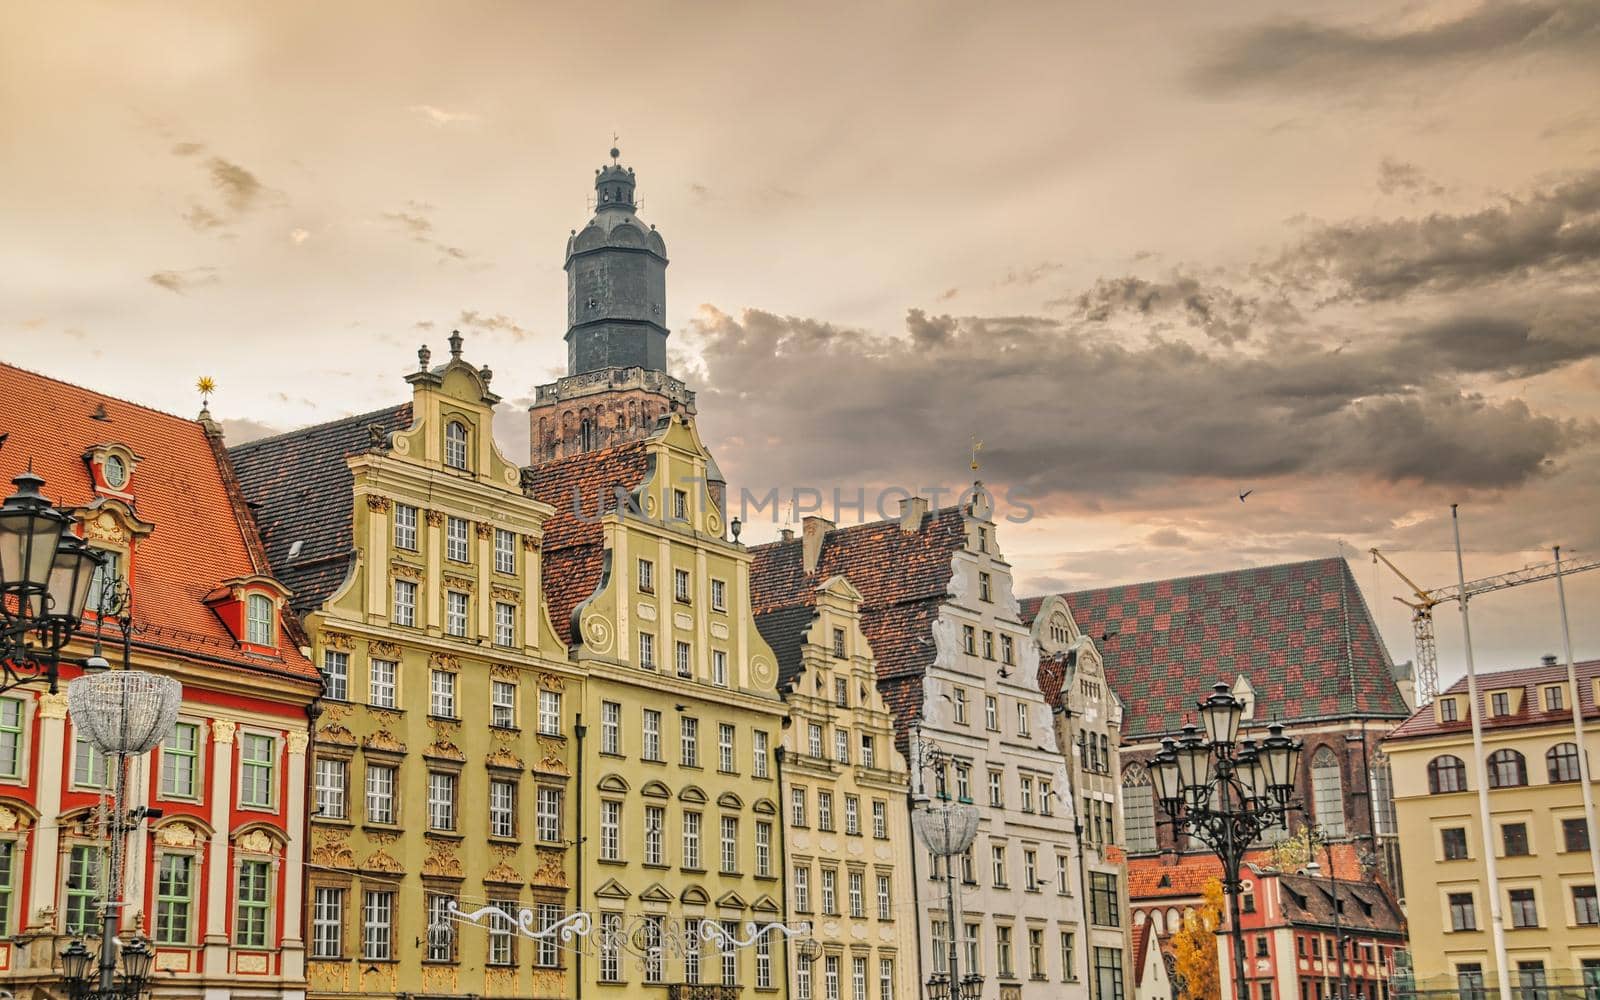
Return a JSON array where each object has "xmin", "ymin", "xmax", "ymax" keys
[
  {"xmin": 1451, "ymin": 505, "xmax": 1511, "ymax": 1000},
  {"xmin": 1552, "ymin": 546, "xmax": 1600, "ymax": 892}
]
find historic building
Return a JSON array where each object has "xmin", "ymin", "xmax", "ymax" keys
[
  {"xmin": 1129, "ymin": 924, "xmax": 1172, "ymax": 1000},
  {"xmin": 1382, "ymin": 656, "xmax": 1600, "ymax": 997},
  {"xmin": 233, "ymin": 337, "xmax": 584, "ymax": 1000},
  {"xmin": 528, "ymin": 148, "xmax": 697, "ymax": 465},
  {"xmin": 523, "ymin": 411, "xmax": 791, "ymax": 999},
  {"xmin": 0, "ymin": 363, "xmax": 321, "ymax": 1000},
  {"xmin": 1028, "ymin": 597, "xmax": 1133, "ymax": 993},
  {"xmin": 752, "ymin": 566, "xmax": 919, "ymax": 1000},
  {"xmin": 751, "ymin": 495, "xmax": 1090, "ymax": 1000}
]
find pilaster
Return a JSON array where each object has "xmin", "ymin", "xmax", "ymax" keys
[
  {"xmin": 25, "ymin": 692, "xmax": 68, "ymax": 938},
  {"xmin": 281, "ymin": 729, "xmax": 308, "ymax": 977},
  {"xmin": 203, "ymin": 719, "xmax": 236, "ymax": 977}
]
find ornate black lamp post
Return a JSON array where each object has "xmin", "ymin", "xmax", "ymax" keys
[
  {"xmin": 1150, "ymin": 683, "xmax": 1303, "ymax": 1000},
  {"xmin": 60, "ymin": 935, "xmax": 155, "ymax": 1000},
  {"xmin": 0, "ymin": 470, "xmax": 105, "ymax": 692}
]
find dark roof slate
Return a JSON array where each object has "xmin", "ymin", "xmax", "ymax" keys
[
  {"xmin": 1387, "ymin": 657, "xmax": 1599, "ymax": 741},
  {"xmin": 1277, "ymin": 872, "xmax": 1405, "ymax": 936},
  {"xmin": 754, "ymin": 604, "xmax": 819, "ymax": 693}
]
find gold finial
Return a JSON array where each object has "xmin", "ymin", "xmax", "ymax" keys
[
  {"xmin": 196, "ymin": 376, "xmax": 217, "ymax": 407},
  {"xmin": 970, "ymin": 437, "xmax": 983, "ymax": 472}
]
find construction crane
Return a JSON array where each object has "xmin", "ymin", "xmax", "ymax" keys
[{"xmin": 1370, "ymin": 548, "xmax": 1600, "ymax": 705}]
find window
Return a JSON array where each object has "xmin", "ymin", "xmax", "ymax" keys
[
  {"xmin": 996, "ymin": 925, "xmax": 1014, "ymax": 978},
  {"xmin": 756, "ymin": 821, "xmax": 772, "ymax": 876},
  {"xmin": 492, "ymin": 680, "xmax": 517, "ymax": 728},
  {"xmin": 721, "ymin": 816, "xmax": 739, "ymax": 873},
  {"xmin": 490, "ymin": 780, "xmax": 516, "ymax": 838},
  {"xmin": 798, "ymin": 960, "xmax": 814, "ymax": 1000},
  {"xmin": 1549, "ymin": 742, "xmax": 1582, "ymax": 782},
  {"xmin": 536, "ymin": 786, "xmax": 563, "ymax": 843},
  {"xmin": 963, "ymin": 625, "xmax": 976, "ymax": 655},
  {"xmin": 984, "ymin": 631, "xmax": 996, "ymax": 660},
  {"xmin": 444, "ymin": 421, "xmax": 468, "ymax": 470},
  {"xmin": 1024, "ymin": 848, "xmax": 1038, "ymax": 889},
  {"xmin": 989, "ymin": 770, "xmax": 1004, "ymax": 808},
  {"xmin": 494, "ymin": 528, "xmax": 516, "ymax": 574},
  {"xmin": 427, "ymin": 771, "xmax": 457, "ymax": 831},
  {"xmin": 992, "ymin": 844, "xmax": 1008, "ymax": 886},
  {"xmin": 1508, "ymin": 887, "xmax": 1538, "ymax": 928},
  {"xmin": 964, "ymin": 922, "xmax": 981, "ymax": 974},
  {"xmin": 861, "ymin": 733, "xmax": 877, "ymax": 768},
  {"xmin": 1440, "ymin": 697, "xmax": 1459, "ymax": 722},
  {"xmin": 240, "ymin": 733, "xmax": 275, "ymax": 808},
  {"xmin": 794, "ymin": 865, "xmax": 812, "ymax": 911},
  {"xmin": 65, "ymin": 845, "xmax": 101, "ymax": 933},
  {"xmin": 154, "ymin": 853, "xmax": 194, "ymax": 944},
  {"xmin": 1491, "ymin": 691, "xmax": 1510, "ymax": 716},
  {"xmin": 314, "ymin": 758, "xmax": 347, "ymax": 819},
  {"xmin": 1564, "ymin": 818, "xmax": 1591, "ymax": 853},
  {"xmin": 1002, "ymin": 634, "xmax": 1015, "ymax": 665},
  {"xmin": 494, "ymin": 601, "xmax": 516, "ymax": 647},
  {"xmin": 1545, "ymin": 685, "xmax": 1565, "ymax": 711},
  {"xmin": 1093, "ymin": 947, "xmax": 1126, "ymax": 1000},
  {"xmin": 853, "ymin": 956, "xmax": 868, "ymax": 1000},
  {"xmin": 1311, "ymin": 746, "xmax": 1345, "ymax": 836},
  {"xmin": 72, "ymin": 737, "xmax": 108, "ymax": 788},
  {"xmin": 369, "ymin": 658, "xmax": 397, "ymax": 708},
  {"xmin": 392, "ymin": 579, "xmax": 416, "ymax": 626},
  {"xmin": 879, "ymin": 959, "xmax": 895, "ymax": 1000},
  {"xmin": 672, "ymin": 489, "xmax": 689, "ymax": 521},
  {"xmin": 682, "ymin": 811, "xmax": 702, "ymax": 869},
  {"xmin": 845, "ymin": 795, "xmax": 860, "ymax": 835},
  {"xmin": 1061, "ymin": 933, "xmax": 1076, "ymax": 982},
  {"xmin": 931, "ymin": 920, "xmax": 949, "ymax": 973},
  {"xmin": 792, "ymin": 786, "xmax": 808, "ymax": 826},
  {"xmin": 643, "ymin": 709, "xmax": 662, "ymax": 760},
  {"xmin": 645, "ymin": 805, "xmax": 665, "ymax": 865},
  {"xmin": 538, "ymin": 689, "xmax": 562, "ymax": 736},
  {"xmin": 979, "ymin": 571, "xmax": 993, "ymax": 601},
  {"xmin": 235, "ymin": 860, "xmax": 271, "ymax": 947},
  {"xmin": 1090, "ymin": 872, "xmax": 1121, "ymax": 926},
  {"xmin": 1574, "ymin": 885, "xmax": 1599, "ymax": 926},
  {"xmin": 757, "ymin": 927, "xmax": 773, "ymax": 989},
  {"xmin": 682, "ymin": 716, "xmax": 700, "ymax": 767},
  {"xmin": 536, "ymin": 903, "xmax": 562, "ymax": 968},
  {"xmin": 1122, "ymin": 766, "xmax": 1157, "ymax": 852},
  {"xmin": 822, "ymin": 868, "xmax": 837, "ymax": 913},
  {"xmin": 835, "ymin": 729, "xmax": 850, "ymax": 764},
  {"xmin": 825, "ymin": 956, "xmax": 841, "ymax": 1000},
  {"xmin": 638, "ymin": 558, "xmax": 654, "ymax": 593},
  {"xmin": 818, "ymin": 791, "xmax": 834, "ymax": 831},
  {"xmin": 364, "ymin": 890, "xmax": 396, "ymax": 960},
  {"xmin": 426, "ymin": 893, "xmax": 455, "ymax": 962},
  {"xmin": 716, "ymin": 723, "xmax": 736, "ymax": 772},
  {"xmin": 985, "ymin": 695, "xmax": 999, "ymax": 731},
  {"xmin": 1517, "ymin": 962, "xmax": 1547, "ymax": 1000},
  {"xmin": 961, "ymin": 848, "xmax": 975, "ymax": 884},
  {"xmin": 1428, "ymin": 754, "xmax": 1467, "ymax": 793},
  {"xmin": 639, "ymin": 631, "xmax": 656, "ymax": 670},
  {"xmin": 711, "ymin": 578, "xmax": 727, "ymax": 612},
  {"xmin": 1021, "ymin": 776, "xmax": 1034, "ymax": 812},
  {"xmin": 312, "ymin": 887, "xmax": 343, "ymax": 958},
  {"xmin": 872, "ymin": 800, "xmax": 888, "ymax": 839},
  {"xmin": 445, "ymin": 590, "xmax": 469, "ymax": 637},
  {"xmin": 676, "ymin": 640, "xmax": 692, "ymax": 678},
  {"xmin": 393, "ymin": 503, "xmax": 418, "ymax": 550},
  {"xmin": 1442, "ymin": 827, "xmax": 1469, "ymax": 860},
  {"xmin": 599, "ymin": 913, "xmax": 622, "ymax": 982},
  {"xmin": 445, "ymin": 516, "xmax": 469, "ymax": 561},
  {"xmin": 322, "ymin": 650, "xmax": 349, "ymax": 701},
  {"xmin": 674, "ymin": 568, "xmax": 692, "ymax": 603},
  {"xmin": 366, "ymin": 764, "xmax": 397, "ymax": 824},
  {"xmin": 600, "ymin": 701, "xmax": 620, "ymax": 753},
  {"xmin": 161, "ymin": 722, "xmax": 200, "ymax": 798},
  {"xmin": 246, "ymin": 593, "xmax": 274, "ymax": 645},
  {"xmin": 430, "ymin": 669, "xmax": 457, "ymax": 718},
  {"xmin": 1029, "ymin": 928, "xmax": 1045, "ymax": 980},
  {"xmin": 877, "ymin": 873, "xmax": 892, "ymax": 919},
  {"xmin": 754, "ymin": 729, "xmax": 770, "ymax": 777},
  {"xmin": 713, "ymin": 649, "xmax": 728, "ymax": 687},
  {"xmin": 1489, "ymin": 749, "xmax": 1528, "ymax": 787},
  {"xmin": 1457, "ymin": 965, "xmax": 1485, "ymax": 1000},
  {"xmin": 849, "ymin": 871, "xmax": 864, "ymax": 917},
  {"xmin": 810, "ymin": 724, "xmax": 824, "ymax": 759},
  {"xmin": 1058, "ymin": 855, "xmax": 1071, "ymax": 894},
  {"xmin": 683, "ymin": 917, "xmax": 702, "ymax": 984},
  {"xmin": 1502, "ymin": 822, "xmax": 1529, "ymax": 856},
  {"xmin": 1448, "ymin": 892, "xmax": 1477, "ymax": 931}
]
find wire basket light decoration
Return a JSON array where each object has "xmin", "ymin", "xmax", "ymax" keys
[
  {"xmin": 67, "ymin": 671, "xmax": 183, "ymax": 755},
  {"xmin": 911, "ymin": 800, "xmax": 981, "ymax": 857}
]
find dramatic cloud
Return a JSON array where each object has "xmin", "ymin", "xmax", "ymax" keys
[
  {"xmin": 147, "ymin": 267, "xmax": 220, "ymax": 294},
  {"xmin": 1194, "ymin": 1, "xmax": 1600, "ymax": 93},
  {"xmin": 1068, "ymin": 273, "xmax": 1286, "ymax": 345}
]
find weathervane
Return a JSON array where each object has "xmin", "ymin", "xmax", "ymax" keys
[{"xmin": 970, "ymin": 437, "xmax": 983, "ymax": 473}]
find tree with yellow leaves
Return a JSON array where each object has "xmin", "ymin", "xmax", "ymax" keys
[{"xmin": 1170, "ymin": 877, "xmax": 1224, "ymax": 1000}]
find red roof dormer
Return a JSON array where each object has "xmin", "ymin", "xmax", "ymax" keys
[
  {"xmin": 83, "ymin": 442, "xmax": 143, "ymax": 501},
  {"xmin": 204, "ymin": 575, "xmax": 293, "ymax": 653}
]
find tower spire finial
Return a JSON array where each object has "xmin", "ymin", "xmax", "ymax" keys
[{"xmin": 610, "ymin": 134, "xmax": 620, "ymax": 164}]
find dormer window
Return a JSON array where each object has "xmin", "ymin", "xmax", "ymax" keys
[
  {"xmin": 444, "ymin": 421, "xmax": 469, "ymax": 471},
  {"xmin": 246, "ymin": 594, "xmax": 275, "ymax": 645},
  {"xmin": 103, "ymin": 455, "xmax": 128, "ymax": 489}
]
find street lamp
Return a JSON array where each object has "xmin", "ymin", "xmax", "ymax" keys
[
  {"xmin": 1152, "ymin": 683, "xmax": 1303, "ymax": 1000},
  {"xmin": 0, "ymin": 471, "xmax": 105, "ymax": 692},
  {"xmin": 912, "ymin": 742, "xmax": 984, "ymax": 1000},
  {"xmin": 60, "ymin": 934, "xmax": 155, "ymax": 1000}
]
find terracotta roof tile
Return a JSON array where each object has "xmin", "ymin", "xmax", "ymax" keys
[
  {"xmin": 1387, "ymin": 657, "xmax": 1600, "ymax": 740},
  {"xmin": 0, "ymin": 363, "xmax": 315, "ymax": 682},
  {"xmin": 1127, "ymin": 843, "xmax": 1367, "ymax": 900}
]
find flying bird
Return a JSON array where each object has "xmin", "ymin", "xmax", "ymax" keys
[{"xmin": 1238, "ymin": 488, "xmax": 1254, "ymax": 502}]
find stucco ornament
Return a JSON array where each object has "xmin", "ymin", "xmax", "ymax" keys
[{"xmin": 581, "ymin": 614, "xmax": 615, "ymax": 653}]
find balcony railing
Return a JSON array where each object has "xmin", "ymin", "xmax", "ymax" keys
[{"xmin": 667, "ymin": 986, "xmax": 744, "ymax": 1000}]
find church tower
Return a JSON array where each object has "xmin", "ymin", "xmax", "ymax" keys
[{"xmin": 528, "ymin": 148, "xmax": 696, "ymax": 464}]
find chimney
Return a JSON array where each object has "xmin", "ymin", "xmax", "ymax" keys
[
  {"xmin": 1541, "ymin": 654, "xmax": 1558, "ymax": 667},
  {"xmin": 780, "ymin": 528, "xmax": 795, "ymax": 543},
  {"xmin": 802, "ymin": 516, "xmax": 833, "ymax": 574},
  {"xmin": 898, "ymin": 496, "xmax": 929, "ymax": 533}
]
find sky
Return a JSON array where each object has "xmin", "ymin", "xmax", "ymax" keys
[{"xmin": 3, "ymin": 0, "xmax": 1598, "ymax": 690}]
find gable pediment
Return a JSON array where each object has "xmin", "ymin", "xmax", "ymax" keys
[
  {"xmin": 716, "ymin": 792, "xmax": 743, "ymax": 810},
  {"xmin": 751, "ymin": 893, "xmax": 780, "ymax": 914},
  {"xmin": 679, "ymin": 785, "xmax": 708, "ymax": 804},
  {"xmin": 681, "ymin": 885, "xmax": 710, "ymax": 906},
  {"xmin": 594, "ymin": 878, "xmax": 632, "ymax": 900},
  {"xmin": 639, "ymin": 883, "xmax": 675, "ymax": 904},
  {"xmin": 597, "ymin": 773, "xmax": 630, "ymax": 794},
  {"xmin": 715, "ymin": 890, "xmax": 748, "ymax": 910},
  {"xmin": 641, "ymin": 780, "xmax": 672, "ymax": 799}
]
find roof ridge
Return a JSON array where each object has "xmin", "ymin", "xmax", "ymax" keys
[
  {"xmin": 229, "ymin": 402, "xmax": 412, "ymax": 452},
  {"xmin": 524, "ymin": 437, "xmax": 653, "ymax": 476},
  {"xmin": 1052, "ymin": 554, "xmax": 1346, "ymax": 599},
  {"xmin": 0, "ymin": 360, "xmax": 198, "ymax": 425},
  {"xmin": 746, "ymin": 503, "xmax": 967, "ymax": 552}
]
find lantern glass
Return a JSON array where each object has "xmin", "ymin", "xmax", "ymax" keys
[
  {"xmin": 1237, "ymin": 749, "xmax": 1267, "ymax": 801},
  {"xmin": 45, "ymin": 537, "xmax": 103, "ymax": 624},
  {"xmin": 121, "ymin": 937, "xmax": 154, "ymax": 984},
  {"xmin": 1261, "ymin": 725, "xmax": 1298, "ymax": 798},
  {"xmin": 1199, "ymin": 682, "xmax": 1243, "ymax": 747},
  {"xmin": 925, "ymin": 974, "xmax": 951, "ymax": 1000},
  {"xmin": 961, "ymin": 973, "xmax": 985, "ymax": 1000},
  {"xmin": 1152, "ymin": 749, "xmax": 1182, "ymax": 804},
  {"xmin": 0, "ymin": 472, "xmax": 70, "ymax": 595},
  {"xmin": 60, "ymin": 940, "xmax": 95, "ymax": 983}
]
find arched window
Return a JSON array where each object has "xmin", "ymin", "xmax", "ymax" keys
[
  {"xmin": 1049, "ymin": 613, "xmax": 1070, "ymax": 646},
  {"xmin": 1311, "ymin": 746, "xmax": 1345, "ymax": 836},
  {"xmin": 1547, "ymin": 743, "xmax": 1582, "ymax": 783},
  {"xmin": 1428, "ymin": 755, "xmax": 1468, "ymax": 794},
  {"xmin": 1487, "ymin": 749, "xmax": 1527, "ymax": 788},
  {"xmin": 245, "ymin": 594, "xmax": 274, "ymax": 645},
  {"xmin": 1121, "ymin": 764, "xmax": 1158, "ymax": 854},
  {"xmin": 580, "ymin": 418, "xmax": 594, "ymax": 452},
  {"xmin": 444, "ymin": 421, "xmax": 469, "ymax": 470},
  {"xmin": 1099, "ymin": 734, "xmax": 1110, "ymax": 772}
]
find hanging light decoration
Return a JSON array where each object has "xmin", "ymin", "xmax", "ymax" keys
[{"xmin": 67, "ymin": 671, "xmax": 183, "ymax": 756}]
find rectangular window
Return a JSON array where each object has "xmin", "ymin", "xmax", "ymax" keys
[
  {"xmin": 1491, "ymin": 691, "xmax": 1510, "ymax": 716},
  {"xmin": 1002, "ymin": 634, "xmax": 1015, "ymax": 665},
  {"xmin": 314, "ymin": 757, "xmax": 346, "ymax": 819},
  {"xmin": 1061, "ymin": 933, "xmax": 1076, "ymax": 982},
  {"xmin": 1449, "ymin": 892, "xmax": 1477, "ymax": 931},
  {"xmin": 1016, "ymin": 701, "xmax": 1030, "ymax": 736},
  {"xmin": 989, "ymin": 770, "xmax": 1004, "ymax": 808},
  {"xmin": 675, "ymin": 568, "xmax": 691, "ymax": 602},
  {"xmin": 799, "ymin": 962, "xmax": 814, "ymax": 1000},
  {"xmin": 754, "ymin": 730, "xmax": 770, "ymax": 777},
  {"xmin": 322, "ymin": 650, "xmax": 350, "ymax": 701},
  {"xmin": 794, "ymin": 865, "xmax": 811, "ymax": 912},
  {"xmin": 639, "ymin": 631, "xmax": 656, "ymax": 670},
  {"xmin": 721, "ymin": 816, "xmax": 739, "ymax": 873},
  {"xmin": 1021, "ymin": 776, "xmax": 1034, "ymax": 812},
  {"xmin": 536, "ymin": 786, "xmax": 563, "ymax": 843},
  {"xmin": 426, "ymin": 893, "xmax": 455, "ymax": 962},
  {"xmin": 643, "ymin": 709, "xmax": 662, "ymax": 760},
  {"xmin": 872, "ymin": 800, "xmax": 888, "ymax": 839},
  {"xmin": 394, "ymin": 503, "xmax": 418, "ymax": 550},
  {"xmin": 880, "ymin": 959, "xmax": 895, "ymax": 1000},
  {"xmin": 826, "ymin": 955, "xmax": 841, "ymax": 1000},
  {"xmin": 835, "ymin": 728, "xmax": 850, "ymax": 764},
  {"xmin": 393, "ymin": 579, "xmax": 416, "ymax": 626},
  {"xmin": 363, "ymin": 890, "xmax": 395, "ymax": 960},
  {"xmin": 154, "ymin": 853, "xmax": 194, "ymax": 945},
  {"xmin": 849, "ymin": 870, "xmax": 864, "ymax": 917},
  {"xmin": 860, "ymin": 733, "xmax": 876, "ymax": 768},
  {"xmin": 683, "ymin": 810, "xmax": 702, "ymax": 869},
  {"xmin": 240, "ymin": 733, "xmax": 275, "ymax": 808},
  {"xmin": 1503, "ymin": 822, "xmax": 1530, "ymax": 857},
  {"xmin": 953, "ymin": 687, "xmax": 968, "ymax": 724},
  {"xmin": 1573, "ymin": 885, "xmax": 1599, "ymax": 926},
  {"xmin": 1440, "ymin": 698, "xmax": 1459, "ymax": 722},
  {"xmin": 430, "ymin": 669, "xmax": 457, "ymax": 718},
  {"xmin": 1090, "ymin": 872, "xmax": 1121, "ymax": 927},
  {"xmin": 673, "ymin": 489, "xmax": 688, "ymax": 521},
  {"xmin": 676, "ymin": 640, "xmax": 692, "ymax": 678},
  {"xmin": 877, "ymin": 873, "xmax": 892, "ymax": 919},
  {"xmin": 810, "ymin": 723, "xmax": 824, "ymax": 759},
  {"xmin": 72, "ymin": 738, "xmax": 110, "ymax": 789},
  {"xmin": 366, "ymin": 764, "xmax": 397, "ymax": 824},
  {"xmin": 931, "ymin": 920, "xmax": 948, "ymax": 973},
  {"xmin": 369, "ymin": 658, "xmax": 397, "ymax": 708},
  {"xmin": 494, "ymin": 601, "xmax": 516, "ymax": 647},
  {"xmin": 684, "ymin": 917, "xmax": 702, "ymax": 984},
  {"xmin": 1565, "ymin": 818, "xmax": 1592, "ymax": 853},
  {"xmin": 494, "ymin": 528, "xmax": 516, "ymax": 574},
  {"xmin": 601, "ymin": 701, "xmax": 621, "ymax": 753},
  {"xmin": 1093, "ymin": 947, "xmax": 1126, "ymax": 1000},
  {"xmin": 1030, "ymin": 928, "xmax": 1045, "ymax": 980},
  {"xmin": 713, "ymin": 649, "xmax": 728, "ymax": 687},
  {"xmin": 819, "ymin": 791, "xmax": 835, "ymax": 831},
  {"xmin": 983, "ymin": 631, "xmax": 995, "ymax": 660},
  {"xmin": 965, "ymin": 922, "xmax": 980, "ymax": 974},
  {"xmin": 645, "ymin": 805, "xmax": 665, "ymax": 865},
  {"xmin": 161, "ymin": 721, "xmax": 200, "ymax": 798},
  {"xmin": 427, "ymin": 771, "xmax": 457, "ymax": 831},
  {"xmin": 1024, "ymin": 848, "xmax": 1038, "ymax": 890},
  {"xmin": 822, "ymin": 868, "xmax": 837, "ymax": 914},
  {"xmin": 1442, "ymin": 827, "xmax": 1469, "ymax": 860},
  {"xmin": 446, "ymin": 516, "xmax": 470, "ymax": 561},
  {"xmin": 756, "ymin": 821, "xmax": 772, "ymax": 876},
  {"xmin": 599, "ymin": 913, "xmax": 622, "ymax": 982},
  {"xmin": 997, "ymin": 925, "xmax": 1014, "ymax": 977},
  {"xmin": 638, "ymin": 558, "xmax": 654, "ymax": 593},
  {"xmin": 719, "ymin": 723, "xmax": 736, "ymax": 772},
  {"xmin": 845, "ymin": 795, "xmax": 860, "ymax": 835},
  {"xmin": 980, "ymin": 571, "xmax": 993, "ymax": 601},
  {"xmin": 490, "ymin": 779, "xmax": 516, "ymax": 838},
  {"xmin": 1545, "ymin": 685, "xmax": 1565, "ymax": 710},
  {"xmin": 992, "ymin": 844, "xmax": 1008, "ymax": 886},
  {"xmin": 711, "ymin": 578, "xmax": 727, "ymax": 612},
  {"xmin": 1509, "ymin": 888, "xmax": 1538, "ymax": 928},
  {"xmin": 235, "ymin": 859, "xmax": 271, "ymax": 948},
  {"xmin": 757, "ymin": 928, "xmax": 773, "ymax": 989},
  {"xmin": 721, "ymin": 920, "xmax": 738, "ymax": 985},
  {"xmin": 539, "ymin": 689, "xmax": 562, "ymax": 736},
  {"xmin": 853, "ymin": 956, "xmax": 868, "ymax": 1000},
  {"xmin": 963, "ymin": 625, "xmax": 976, "ymax": 655},
  {"xmin": 986, "ymin": 695, "xmax": 999, "ymax": 731},
  {"xmin": 445, "ymin": 590, "xmax": 469, "ymax": 637},
  {"xmin": 65, "ymin": 845, "xmax": 100, "ymax": 934},
  {"xmin": 682, "ymin": 716, "xmax": 699, "ymax": 767},
  {"xmin": 312, "ymin": 887, "xmax": 344, "ymax": 958},
  {"xmin": 792, "ymin": 786, "xmax": 808, "ymax": 826},
  {"xmin": 492, "ymin": 679, "xmax": 517, "ymax": 728},
  {"xmin": 1058, "ymin": 855, "xmax": 1071, "ymax": 894},
  {"xmin": 536, "ymin": 903, "xmax": 562, "ymax": 968}
]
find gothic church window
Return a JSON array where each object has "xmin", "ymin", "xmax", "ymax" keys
[
  {"xmin": 1311, "ymin": 746, "xmax": 1345, "ymax": 836},
  {"xmin": 1121, "ymin": 764, "xmax": 1158, "ymax": 853}
]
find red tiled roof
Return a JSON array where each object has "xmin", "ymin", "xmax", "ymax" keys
[
  {"xmin": 1132, "ymin": 923, "xmax": 1155, "ymax": 986},
  {"xmin": 1386, "ymin": 657, "xmax": 1600, "ymax": 740},
  {"xmin": 1036, "ymin": 651, "xmax": 1069, "ymax": 705},
  {"xmin": 1029, "ymin": 558, "xmax": 1410, "ymax": 739},
  {"xmin": 0, "ymin": 363, "xmax": 316, "ymax": 682},
  {"xmin": 1128, "ymin": 842, "xmax": 1366, "ymax": 900}
]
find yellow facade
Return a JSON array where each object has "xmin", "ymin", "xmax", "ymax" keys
[
  {"xmin": 301, "ymin": 346, "xmax": 584, "ymax": 1000},
  {"xmin": 1384, "ymin": 667, "xmax": 1600, "ymax": 993},
  {"xmin": 773, "ymin": 575, "xmax": 920, "ymax": 1000}
]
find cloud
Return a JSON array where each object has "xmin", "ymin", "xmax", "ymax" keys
[
  {"xmin": 1069, "ymin": 272, "xmax": 1284, "ymax": 345},
  {"xmin": 220, "ymin": 417, "xmax": 283, "ymax": 444},
  {"xmin": 408, "ymin": 104, "xmax": 479, "ymax": 126},
  {"xmin": 1146, "ymin": 527, "xmax": 1193, "ymax": 547},
  {"xmin": 1376, "ymin": 157, "xmax": 1445, "ymax": 198},
  {"xmin": 1193, "ymin": 1, "xmax": 1600, "ymax": 93},
  {"xmin": 384, "ymin": 201, "xmax": 469, "ymax": 262},
  {"xmin": 170, "ymin": 141, "xmax": 205, "ymax": 157},
  {"xmin": 147, "ymin": 267, "xmax": 219, "ymax": 294},
  {"xmin": 206, "ymin": 156, "xmax": 268, "ymax": 213},
  {"xmin": 937, "ymin": 287, "xmax": 960, "ymax": 301},
  {"xmin": 457, "ymin": 309, "xmax": 532, "ymax": 341},
  {"xmin": 290, "ymin": 227, "xmax": 310, "ymax": 244},
  {"xmin": 999, "ymin": 262, "xmax": 1064, "ymax": 287},
  {"xmin": 184, "ymin": 204, "xmax": 226, "ymax": 232}
]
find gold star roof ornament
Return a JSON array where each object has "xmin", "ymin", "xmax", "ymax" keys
[{"xmin": 196, "ymin": 376, "xmax": 217, "ymax": 408}]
